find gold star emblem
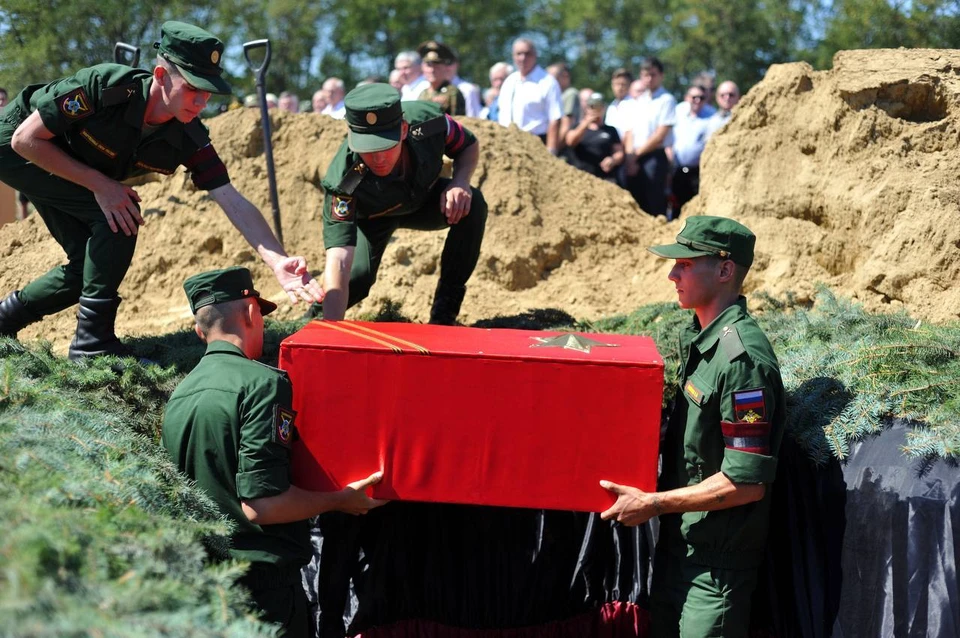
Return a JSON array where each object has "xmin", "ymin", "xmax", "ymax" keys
[
  {"xmin": 530, "ymin": 334, "xmax": 619, "ymax": 354},
  {"xmin": 211, "ymin": 50, "xmax": 221, "ymax": 64},
  {"xmin": 366, "ymin": 112, "xmax": 378, "ymax": 125}
]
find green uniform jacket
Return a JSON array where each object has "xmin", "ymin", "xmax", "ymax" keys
[
  {"xmin": 0, "ymin": 63, "xmax": 229, "ymax": 190},
  {"xmin": 162, "ymin": 341, "xmax": 311, "ymax": 569},
  {"xmin": 658, "ymin": 297, "xmax": 785, "ymax": 570},
  {"xmin": 320, "ymin": 100, "xmax": 477, "ymax": 249},
  {"xmin": 417, "ymin": 81, "xmax": 466, "ymax": 116}
]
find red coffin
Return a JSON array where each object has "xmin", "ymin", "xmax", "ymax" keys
[{"xmin": 279, "ymin": 321, "xmax": 664, "ymax": 512}]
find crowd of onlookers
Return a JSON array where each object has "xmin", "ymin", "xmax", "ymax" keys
[{"xmin": 249, "ymin": 37, "xmax": 740, "ymax": 220}]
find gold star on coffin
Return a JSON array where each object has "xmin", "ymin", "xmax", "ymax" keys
[{"xmin": 530, "ymin": 334, "xmax": 620, "ymax": 354}]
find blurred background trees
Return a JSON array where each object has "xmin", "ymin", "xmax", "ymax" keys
[{"xmin": 2, "ymin": 0, "xmax": 960, "ymax": 103}]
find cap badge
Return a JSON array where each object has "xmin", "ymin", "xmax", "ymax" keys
[
  {"xmin": 366, "ymin": 112, "xmax": 378, "ymax": 125},
  {"xmin": 211, "ymin": 50, "xmax": 220, "ymax": 64}
]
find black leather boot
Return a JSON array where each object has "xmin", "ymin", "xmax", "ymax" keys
[
  {"xmin": 428, "ymin": 283, "xmax": 466, "ymax": 326},
  {"xmin": 67, "ymin": 296, "xmax": 133, "ymax": 360},
  {"xmin": 0, "ymin": 291, "xmax": 40, "ymax": 338}
]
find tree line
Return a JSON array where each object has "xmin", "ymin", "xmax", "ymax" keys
[{"xmin": 2, "ymin": 0, "xmax": 960, "ymax": 102}]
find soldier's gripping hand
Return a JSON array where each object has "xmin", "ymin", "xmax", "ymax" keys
[
  {"xmin": 440, "ymin": 183, "xmax": 472, "ymax": 225},
  {"xmin": 93, "ymin": 178, "xmax": 145, "ymax": 236},
  {"xmin": 599, "ymin": 480, "xmax": 660, "ymax": 527},
  {"xmin": 338, "ymin": 471, "xmax": 389, "ymax": 515}
]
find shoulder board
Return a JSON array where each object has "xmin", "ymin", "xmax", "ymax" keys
[
  {"xmin": 337, "ymin": 160, "xmax": 369, "ymax": 195},
  {"xmin": 184, "ymin": 119, "xmax": 211, "ymax": 147},
  {"xmin": 408, "ymin": 115, "xmax": 447, "ymax": 141},
  {"xmin": 251, "ymin": 358, "xmax": 286, "ymax": 375},
  {"xmin": 719, "ymin": 325, "xmax": 746, "ymax": 362},
  {"xmin": 101, "ymin": 82, "xmax": 140, "ymax": 107}
]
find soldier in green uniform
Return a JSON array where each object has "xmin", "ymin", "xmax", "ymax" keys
[
  {"xmin": 315, "ymin": 82, "xmax": 486, "ymax": 325},
  {"xmin": 0, "ymin": 21, "xmax": 322, "ymax": 359},
  {"xmin": 600, "ymin": 216, "xmax": 785, "ymax": 638},
  {"xmin": 162, "ymin": 266, "xmax": 383, "ymax": 636},
  {"xmin": 416, "ymin": 41, "xmax": 466, "ymax": 116}
]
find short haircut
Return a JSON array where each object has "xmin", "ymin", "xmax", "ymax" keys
[
  {"xmin": 640, "ymin": 57, "xmax": 664, "ymax": 74},
  {"xmin": 156, "ymin": 56, "xmax": 182, "ymax": 78},
  {"xmin": 547, "ymin": 62, "xmax": 569, "ymax": 75},
  {"xmin": 693, "ymin": 71, "xmax": 715, "ymax": 88},
  {"xmin": 489, "ymin": 62, "xmax": 514, "ymax": 78},
  {"xmin": 195, "ymin": 298, "xmax": 250, "ymax": 335},
  {"xmin": 324, "ymin": 77, "xmax": 345, "ymax": 92},
  {"xmin": 0, "ymin": 87, "xmax": 7, "ymax": 96},
  {"xmin": 611, "ymin": 68, "xmax": 633, "ymax": 82},
  {"xmin": 513, "ymin": 38, "xmax": 537, "ymax": 56},
  {"xmin": 395, "ymin": 51, "xmax": 421, "ymax": 67}
]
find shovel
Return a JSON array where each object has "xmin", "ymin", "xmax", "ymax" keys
[
  {"xmin": 242, "ymin": 38, "xmax": 284, "ymax": 244},
  {"xmin": 114, "ymin": 42, "xmax": 141, "ymax": 67}
]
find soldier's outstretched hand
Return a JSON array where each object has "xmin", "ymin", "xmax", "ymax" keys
[{"xmin": 273, "ymin": 256, "xmax": 325, "ymax": 303}]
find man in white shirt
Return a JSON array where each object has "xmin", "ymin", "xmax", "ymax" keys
[
  {"xmin": 623, "ymin": 57, "xmax": 676, "ymax": 216},
  {"xmin": 450, "ymin": 60, "xmax": 482, "ymax": 117},
  {"xmin": 707, "ymin": 80, "xmax": 741, "ymax": 135},
  {"xmin": 496, "ymin": 38, "xmax": 563, "ymax": 155},
  {"xmin": 320, "ymin": 77, "xmax": 346, "ymax": 119},
  {"xmin": 604, "ymin": 68, "xmax": 634, "ymax": 140},
  {"xmin": 395, "ymin": 51, "xmax": 428, "ymax": 101},
  {"xmin": 676, "ymin": 71, "xmax": 717, "ymax": 119},
  {"xmin": 671, "ymin": 84, "xmax": 713, "ymax": 219}
]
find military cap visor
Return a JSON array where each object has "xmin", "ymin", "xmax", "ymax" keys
[
  {"xmin": 183, "ymin": 267, "xmax": 278, "ymax": 316},
  {"xmin": 154, "ymin": 21, "xmax": 231, "ymax": 95},
  {"xmin": 344, "ymin": 84, "xmax": 404, "ymax": 153},
  {"xmin": 648, "ymin": 216, "xmax": 756, "ymax": 267}
]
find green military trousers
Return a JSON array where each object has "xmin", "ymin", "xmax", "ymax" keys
[
  {"xmin": 346, "ymin": 180, "xmax": 487, "ymax": 309},
  {"xmin": 649, "ymin": 545, "xmax": 758, "ymax": 638},
  {"xmin": 0, "ymin": 116, "xmax": 137, "ymax": 317}
]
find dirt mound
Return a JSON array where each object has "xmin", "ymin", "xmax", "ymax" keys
[
  {"xmin": 687, "ymin": 48, "xmax": 960, "ymax": 323},
  {"xmin": 2, "ymin": 48, "xmax": 959, "ymax": 350}
]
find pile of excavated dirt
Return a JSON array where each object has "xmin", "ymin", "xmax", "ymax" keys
[
  {"xmin": 2, "ymin": 47, "xmax": 959, "ymax": 351},
  {"xmin": 687, "ymin": 48, "xmax": 960, "ymax": 323}
]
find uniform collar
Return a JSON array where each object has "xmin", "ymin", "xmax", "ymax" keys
[
  {"xmin": 127, "ymin": 76, "xmax": 187, "ymax": 148},
  {"xmin": 203, "ymin": 340, "xmax": 248, "ymax": 358},
  {"xmin": 687, "ymin": 296, "xmax": 749, "ymax": 354}
]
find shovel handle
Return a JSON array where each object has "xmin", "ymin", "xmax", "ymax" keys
[
  {"xmin": 243, "ymin": 39, "xmax": 271, "ymax": 85},
  {"xmin": 114, "ymin": 42, "xmax": 141, "ymax": 67}
]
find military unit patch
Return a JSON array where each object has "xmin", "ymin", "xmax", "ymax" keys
[
  {"xmin": 274, "ymin": 405, "xmax": 297, "ymax": 444},
  {"xmin": 733, "ymin": 388, "xmax": 766, "ymax": 422},
  {"xmin": 58, "ymin": 88, "xmax": 93, "ymax": 120},
  {"xmin": 331, "ymin": 195, "xmax": 355, "ymax": 222}
]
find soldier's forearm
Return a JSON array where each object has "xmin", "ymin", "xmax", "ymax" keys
[
  {"xmin": 450, "ymin": 142, "xmax": 479, "ymax": 188},
  {"xmin": 321, "ymin": 246, "xmax": 353, "ymax": 320},
  {"xmin": 657, "ymin": 471, "xmax": 765, "ymax": 515},
  {"xmin": 12, "ymin": 128, "xmax": 108, "ymax": 194},
  {"xmin": 210, "ymin": 185, "xmax": 287, "ymax": 268}
]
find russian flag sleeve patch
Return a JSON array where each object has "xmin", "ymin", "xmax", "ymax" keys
[{"xmin": 724, "ymin": 388, "xmax": 770, "ymax": 454}]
